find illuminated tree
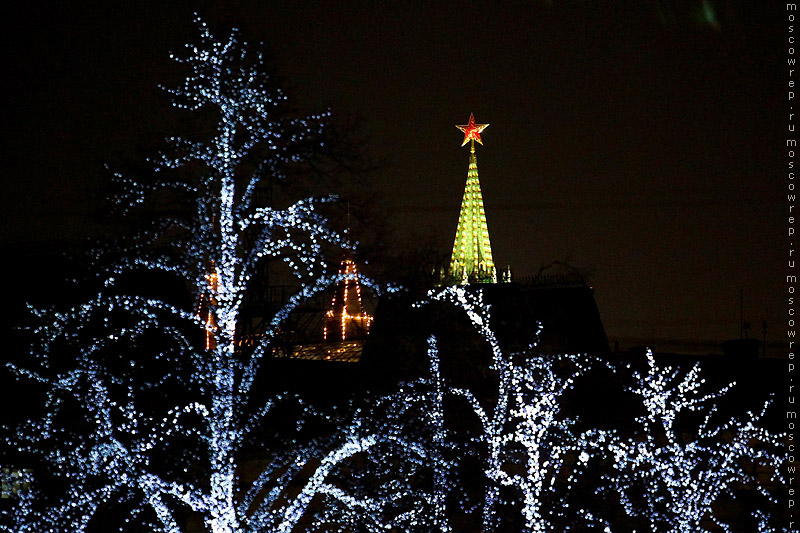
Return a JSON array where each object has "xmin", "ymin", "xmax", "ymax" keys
[
  {"xmin": 602, "ymin": 352, "xmax": 784, "ymax": 532},
  {"xmin": 423, "ymin": 286, "xmax": 604, "ymax": 532},
  {"xmin": 0, "ymin": 18, "xmax": 380, "ymax": 532}
]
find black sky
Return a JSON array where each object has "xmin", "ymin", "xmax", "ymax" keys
[{"xmin": 1, "ymin": 1, "xmax": 786, "ymax": 353}]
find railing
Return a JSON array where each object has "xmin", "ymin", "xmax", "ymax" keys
[{"xmin": 512, "ymin": 271, "xmax": 589, "ymax": 288}]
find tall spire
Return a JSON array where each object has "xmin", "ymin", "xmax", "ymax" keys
[{"xmin": 448, "ymin": 113, "xmax": 497, "ymax": 284}]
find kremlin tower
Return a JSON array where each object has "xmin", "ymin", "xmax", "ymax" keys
[{"xmin": 448, "ymin": 113, "xmax": 498, "ymax": 284}]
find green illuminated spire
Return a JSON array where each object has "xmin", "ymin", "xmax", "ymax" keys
[{"xmin": 449, "ymin": 114, "xmax": 496, "ymax": 284}]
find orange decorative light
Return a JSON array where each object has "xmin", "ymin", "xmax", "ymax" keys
[{"xmin": 323, "ymin": 258, "xmax": 373, "ymax": 341}]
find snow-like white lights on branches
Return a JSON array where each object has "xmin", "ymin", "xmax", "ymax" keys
[
  {"xmin": 1, "ymin": 16, "xmax": 355, "ymax": 533},
  {"xmin": 1, "ymin": 17, "xmax": 782, "ymax": 532},
  {"xmin": 598, "ymin": 351, "xmax": 784, "ymax": 532}
]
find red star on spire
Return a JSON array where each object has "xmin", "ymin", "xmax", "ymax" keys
[{"xmin": 456, "ymin": 113, "xmax": 489, "ymax": 147}]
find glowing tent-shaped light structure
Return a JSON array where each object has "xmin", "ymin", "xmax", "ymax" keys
[
  {"xmin": 323, "ymin": 258, "xmax": 373, "ymax": 341},
  {"xmin": 448, "ymin": 113, "xmax": 497, "ymax": 284}
]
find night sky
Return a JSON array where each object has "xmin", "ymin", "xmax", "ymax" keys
[{"xmin": 1, "ymin": 2, "xmax": 785, "ymax": 354}]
